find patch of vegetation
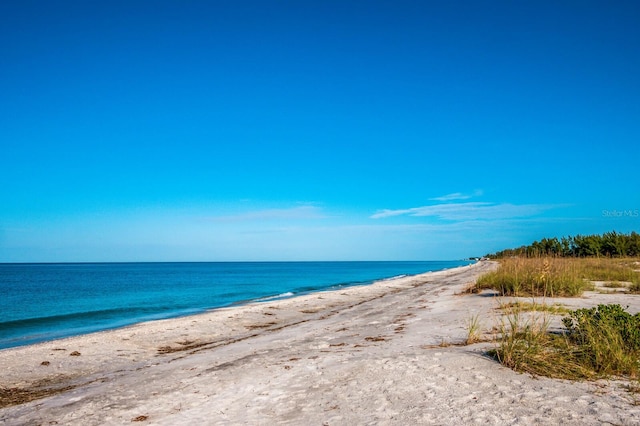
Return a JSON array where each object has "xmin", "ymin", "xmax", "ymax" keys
[
  {"xmin": 562, "ymin": 304, "xmax": 640, "ymax": 377},
  {"xmin": 488, "ymin": 231, "xmax": 640, "ymax": 258},
  {"xmin": 578, "ymin": 258, "xmax": 640, "ymax": 284},
  {"xmin": 466, "ymin": 313, "xmax": 483, "ymax": 344},
  {"xmin": 475, "ymin": 257, "xmax": 640, "ymax": 297},
  {"xmin": 490, "ymin": 307, "xmax": 589, "ymax": 379},
  {"xmin": 499, "ymin": 301, "xmax": 569, "ymax": 315},
  {"xmin": 491, "ymin": 304, "xmax": 640, "ymax": 381},
  {"xmin": 602, "ymin": 281, "xmax": 628, "ymax": 289},
  {"xmin": 475, "ymin": 257, "xmax": 589, "ymax": 297}
]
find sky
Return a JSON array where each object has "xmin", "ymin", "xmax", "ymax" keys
[{"xmin": 1, "ymin": 1, "xmax": 639, "ymax": 262}]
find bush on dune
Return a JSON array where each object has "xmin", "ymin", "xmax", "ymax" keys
[{"xmin": 492, "ymin": 304, "xmax": 640, "ymax": 380}]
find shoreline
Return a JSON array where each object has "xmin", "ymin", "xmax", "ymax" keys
[
  {"xmin": 0, "ymin": 262, "xmax": 476, "ymax": 355},
  {"xmin": 2, "ymin": 261, "xmax": 640, "ymax": 425},
  {"xmin": 0, "ymin": 260, "xmax": 472, "ymax": 351}
]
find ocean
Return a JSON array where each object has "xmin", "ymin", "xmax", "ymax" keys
[{"xmin": 0, "ymin": 261, "xmax": 472, "ymax": 350}]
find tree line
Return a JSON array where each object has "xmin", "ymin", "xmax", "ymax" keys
[{"xmin": 488, "ymin": 231, "xmax": 640, "ymax": 258}]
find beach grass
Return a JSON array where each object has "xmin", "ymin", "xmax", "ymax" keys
[
  {"xmin": 466, "ymin": 313, "xmax": 483, "ymax": 345},
  {"xmin": 562, "ymin": 304, "xmax": 640, "ymax": 377},
  {"xmin": 498, "ymin": 301, "xmax": 570, "ymax": 315},
  {"xmin": 476, "ymin": 257, "xmax": 589, "ymax": 297},
  {"xmin": 579, "ymin": 258, "xmax": 640, "ymax": 284},
  {"xmin": 490, "ymin": 303, "xmax": 640, "ymax": 381},
  {"xmin": 602, "ymin": 281, "xmax": 628, "ymax": 288},
  {"xmin": 480, "ymin": 257, "xmax": 640, "ymax": 380},
  {"xmin": 490, "ymin": 306, "xmax": 586, "ymax": 379},
  {"xmin": 475, "ymin": 257, "xmax": 640, "ymax": 297}
]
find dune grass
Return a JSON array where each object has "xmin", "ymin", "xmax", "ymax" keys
[
  {"xmin": 466, "ymin": 313, "xmax": 483, "ymax": 345},
  {"xmin": 476, "ymin": 257, "xmax": 640, "ymax": 297},
  {"xmin": 498, "ymin": 301, "xmax": 569, "ymax": 315},
  {"xmin": 491, "ymin": 303, "xmax": 640, "ymax": 380},
  {"xmin": 579, "ymin": 258, "xmax": 640, "ymax": 284},
  {"xmin": 476, "ymin": 257, "xmax": 589, "ymax": 297},
  {"xmin": 490, "ymin": 306, "xmax": 589, "ymax": 379},
  {"xmin": 479, "ymin": 258, "xmax": 640, "ymax": 381}
]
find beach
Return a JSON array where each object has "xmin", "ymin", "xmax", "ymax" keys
[{"xmin": 2, "ymin": 261, "xmax": 640, "ymax": 425}]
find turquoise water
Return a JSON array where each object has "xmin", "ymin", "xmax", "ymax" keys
[{"xmin": 0, "ymin": 261, "xmax": 472, "ymax": 350}]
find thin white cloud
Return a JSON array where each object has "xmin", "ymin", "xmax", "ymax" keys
[
  {"xmin": 370, "ymin": 202, "xmax": 555, "ymax": 221},
  {"xmin": 429, "ymin": 189, "xmax": 484, "ymax": 202},
  {"xmin": 211, "ymin": 205, "xmax": 326, "ymax": 222}
]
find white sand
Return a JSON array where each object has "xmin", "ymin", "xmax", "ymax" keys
[{"xmin": 2, "ymin": 261, "xmax": 640, "ymax": 425}]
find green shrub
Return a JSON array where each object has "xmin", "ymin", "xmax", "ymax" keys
[
  {"xmin": 563, "ymin": 304, "xmax": 640, "ymax": 352},
  {"xmin": 563, "ymin": 306, "xmax": 639, "ymax": 377},
  {"xmin": 493, "ymin": 304, "xmax": 640, "ymax": 380}
]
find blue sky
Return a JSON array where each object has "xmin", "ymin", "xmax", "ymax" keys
[{"xmin": 1, "ymin": 1, "xmax": 639, "ymax": 262}]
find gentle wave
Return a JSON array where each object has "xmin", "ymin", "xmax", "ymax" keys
[
  {"xmin": 0, "ymin": 306, "xmax": 203, "ymax": 348},
  {"xmin": 0, "ymin": 306, "xmax": 161, "ymax": 331},
  {"xmin": 382, "ymin": 274, "xmax": 408, "ymax": 281},
  {"xmin": 253, "ymin": 292, "xmax": 295, "ymax": 302}
]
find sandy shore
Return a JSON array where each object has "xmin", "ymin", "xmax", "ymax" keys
[{"xmin": 2, "ymin": 261, "xmax": 640, "ymax": 425}]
